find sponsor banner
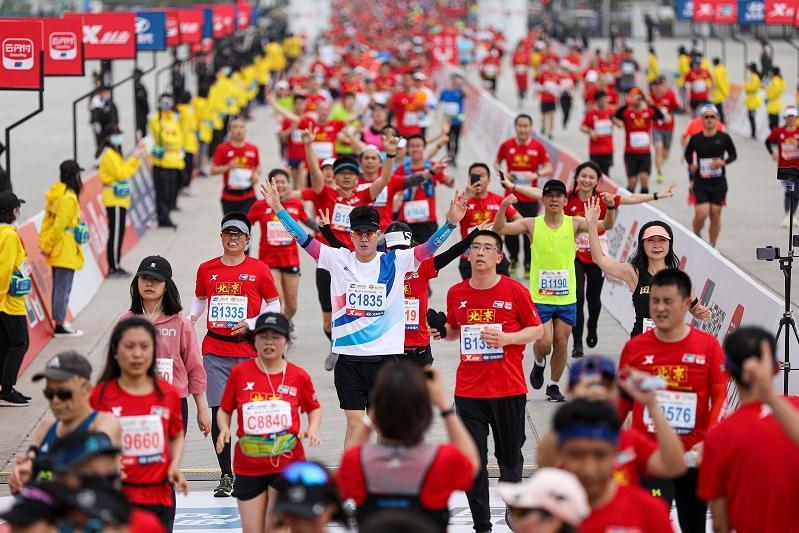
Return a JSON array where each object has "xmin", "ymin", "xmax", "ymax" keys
[
  {"xmin": 236, "ymin": 2, "xmax": 253, "ymax": 30},
  {"xmin": 764, "ymin": 0, "xmax": 798, "ymax": 24},
  {"xmin": 202, "ymin": 7, "xmax": 213, "ymax": 39},
  {"xmin": 135, "ymin": 11, "xmax": 166, "ymax": 51},
  {"xmin": 676, "ymin": 0, "xmax": 695, "ymax": 19},
  {"xmin": 178, "ymin": 10, "xmax": 203, "ymax": 44},
  {"xmin": 66, "ymin": 12, "xmax": 136, "ymax": 59},
  {"xmin": 693, "ymin": 0, "xmax": 718, "ymax": 21},
  {"xmin": 430, "ymin": 27, "xmax": 458, "ymax": 68},
  {"xmin": 715, "ymin": 0, "xmax": 739, "ymax": 22},
  {"xmin": 42, "ymin": 17, "xmax": 83, "ymax": 76},
  {"xmin": 166, "ymin": 10, "xmax": 180, "ymax": 47},
  {"xmin": 0, "ymin": 19, "xmax": 43, "ymax": 90},
  {"xmin": 739, "ymin": 0, "xmax": 765, "ymax": 23},
  {"xmin": 212, "ymin": 4, "xmax": 235, "ymax": 37}
]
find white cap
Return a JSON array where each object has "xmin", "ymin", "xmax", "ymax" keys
[
  {"xmin": 276, "ymin": 80, "xmax": 289, "ymax": 89},
  {"xmin": 497, "ymin": 468, "xmax": 589, "ymax": 527},
  {"xmin": 361, "ymin": 144, "xmax": 381, "ymax": 156},
  {"xmin": 412, "ymin": 71, "xmax": 427, "ymax": 81},
  {"xmin": 784, "ymin": 106, "xmax": 798, "ymax": 118},
  {"xmin": 321, "ymin": 158, "xmax": 336, "ymax": 168}
]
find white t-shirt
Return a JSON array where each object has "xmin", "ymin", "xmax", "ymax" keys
[{"xmin": 317, "ymin": 246, "xmax": 417, "ymax": 356}]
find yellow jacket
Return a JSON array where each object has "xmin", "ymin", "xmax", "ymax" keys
[
  {"xmin": 177, "ymin": 103, "xmax": 199, "ymax": 155},
  {"xmin": 766, "ymin": 75, "xmax": 786, "ymax": 115},
  {"xmin": 99, "ymin": 147, "xmax": 140, "ymax": 209},
  {"xmin": 744, "ymin": 73, "xmax": 763, "ymax": 110},
  {"xmin": 676, "ymin": 54, "xmax": 690, "ymax": 86},
  {"xmin": 282, "ymin": 36, "xmax": 301, "ymax": 59},
  {"xmin": 646, "ymin": 53, "xmax": 659, "ymax": 84},
  {"xmin": 711, "ymin": 64, "xmax": 730, "ymax": 104},
  {"xmin": 0, "ymin": 224, "xmax": 28, "ymax": 316},
  {"xmin": 266, "ymin": 42, "xmax": 287, "ymax": 71},
  {"xmin": 39, "ymin": 182, "xmax": 84, "ymax": 271},
  {"xmin": 255, "ymin": 55, "xmax": 270, "ymax": 85},
  {"xmin": 149, "ymin": 111, "xmax": 185, "ymax": 170},
  {"xmin": 207, "ymin": 84, "xmax": 226, "ymax": 130},
  {"xmin": 193, "ymin": 96, "xmax": 214, "ymax": 144}
]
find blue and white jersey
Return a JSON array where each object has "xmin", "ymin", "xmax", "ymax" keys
[{"xmin": 439, "ymin": 87, "xmax": 465, "ymax": 125}]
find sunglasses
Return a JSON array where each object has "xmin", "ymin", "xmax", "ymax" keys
[
  {"xmin": 221, "ymin": 231, "xmax": 247, "ymax": 239},
  {"xmin": 509, "ymin": 507, "xmax": 553, "ymax": 521},
  {"xmin": 702, "ymin": 115, "xmax": 717, "ymax": 120},
  {"xmin": 350, "ymin": 230, "xmax": 379, "ymax": 240},
  {"xmin": 282, "ymin": 461, "xmax": 329, "ymax": 486},
  {"xmin": 43, "ymin": 388, "xmax": 74, "ymax": 401}
]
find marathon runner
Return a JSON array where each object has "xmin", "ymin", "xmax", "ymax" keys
[
  {"xmin": 684, "ymin": 104, "xmax": 737, "ymax": 248},
  {"xmin": 535, "ymin": 59, "xmax": 559, "ymax": 139},
  {"xmin": 274, "ymin": 93, "xmax": 311, "ymax": 189},
  {"xmin": 439, "ymin": 73, "xmax": 466, "ymax": 163},
  {"xmin": 580, "ymin": 90, "xmax": 615, "ymax": 176},
  {"xmin": 429, "ymin": 229, "xmax": 543, "ymax": 533},
  {"xmin": 649, "ymin": 76, "xmax": 680, "ymax": 184},
  {"xmin": 511, "ymin": 42, "xmax": 531, "ymax": 109},
  {"xmin": 494, "ymin": 191, "xmax": 615, "ymax": 402},
  {"xmin": 613, "ymin": 87, "xmax": 664, "ymax": 194},
  {"xmin": 618, "ymin": 268, "xmax": 728, "ymax": 533},
  {"xmin": 684, "ymin": 58, "xmax": 713, "ymax": 115},
  {"xmin": 191, "ymin": 213, "xmax": 281, "ymax": 498},
  {"xmin": 211, "ymin": 118, "xmax": 260, "ymax": 216},
  {"xmin": 554, "ymin": 399, "xmax": 672, "ymax": 533},
  {"xmin": 91, "ymin": 317, "xmax": 188, "ymax": 531},
  {"xmin": 389, "ymin": 73, "xmax": 424, "ymax": 137},
  {"xmin": 765, "ymin": 105, "xmax": 799, "ymax": 227},
  {"xmin": 260, "ymin": 178, "xmax": 467, "ymax": 449},
  {"xmin": 494, "ymin": 114, "xmax": 553, "ymax": 275},
  {"xmin": 216, "ymin": 312, "xmax": 321, "ymax": 533}
]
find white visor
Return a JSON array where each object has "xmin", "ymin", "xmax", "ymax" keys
[{"xmin": 385, "ymin": 230, "xmax": 412, "ymax": 248}]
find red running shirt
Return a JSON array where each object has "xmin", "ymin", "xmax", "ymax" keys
[
  {"xmin": 495, "ymin": 138, "xmax": 551, "ymax": 203},
  {"xmin": 282, "ymin": 116, "xmax": 315, "ymax": 161},
  {"xmin": 580, "ymin": 485, "xmax": 672, "ymax": 533},
  {"xmin": 90, "ymin": 380, "xmax": 182, "ymax": 507},
  {"xmin": 311, "ymin": 186, "xmax": 374, "ymax": 248},
  {"xmin": 307, "ymin": 120, "xmax": 345, "ymax": 163},
  {"xmin": 194, "ymin": 257, "xmax": 279, "ymax": 357},
  {"xmin": 582, "ymin": 107, "xmax": 616, "ymax": 155},
  {"xmin": 614, "ymin": 428, "xmax": 656, "ymax": 488},
  {"xmin": 651, "ymin": 89, "xmax": 680, "ymax": 131},
  {"xmin": 393, "ymin": 163, "xmax": 447, "ymax": 224},
  {"xmin": 219, "ymin": 360, "xmax": 320, "ymax": 477},
  {"xmin": 446, "ymin": 276, "xmax": 540, "ymax": 399},
  {"xmin": 536, "ymin": 71, "xmax": 560, "ymax": 103},
  {"xmin": 403, "ymin": 258, "xmax": 438, "ymax": 348},
  {"xmin": 212, "ymin": 142, "xmax": 260, "ymax": 201},
  {"xmin": 388, "ymin": 91, "xmax": 423, "ymax": 137},
  {"xmin": 564, "ymin": 192, "xmax": 620, "ymax": 264},
  {"xmin": 766, "ymin": 126, "xmax": 799, "ymax": 168},
  {"xmin": 247, "ymin": 198, "xmax": 306, "ymax": 268},
  {"xmin": 614, "ymin": 105, "xmax": 660, "ymax": 154},
  {"xmin": 686, "ymin": 69, "xmax": 712, "ymax": 102},
  {"xmin": 618, "ymin": 327, "xmax": 728, "ymax": 449},
  {"xmin": 698, "ymin": 397, "xmax": 799, "ymax": 533},
  {"xmin": 356, "ymin": 174, "xmax": 405, "ymax": 230},
  {"xmin": 460, "ymin": 193, "xmax": 520, "ymax": 240}
]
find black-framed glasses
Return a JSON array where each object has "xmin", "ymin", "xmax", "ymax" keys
[
  {"xmin": 509, "ymin": 507, "xmax": 553, "ymax": 521},
  {"xmin": 43, "ymin": 388, "xmax": 74, "ymax": 401},
  {"xmin": 469, "ymin": 243, "xmax": 499, "ymax": 253}
]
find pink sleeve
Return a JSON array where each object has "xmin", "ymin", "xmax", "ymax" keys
[{"xmin": 181, "ymin": 316, "xmax": 207, "ymax": 396}]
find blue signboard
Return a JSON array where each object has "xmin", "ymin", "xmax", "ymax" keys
[
  {"xmin": 136, "ymin": 11, "xmax": 166, "ymax": 51},
  {"xmin": 203, "ymin": 8, "xmax": 213, "ymax": 39},
  {"xmin": 738, "ymin": 0, "xmax": 765, "ymax": 24},
  {"xmin": 676, "ymin": 0, "xmax": 694, "ymax": 20}
]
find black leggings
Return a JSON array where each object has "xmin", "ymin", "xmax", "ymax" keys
[
  {"xmin": 573, "ymin": 259, "xmax": 604, "ymax": 347},
  {"xmin": 105, "ymin": 206, "xmax": 126, "ymax": 271},
  {"xmin": 748, "ymin": 110, "xmax": 757, "ymax": 139},
  {"xmin": 181, "ymin": 397, "xmax": 189, "ymax": 434},
  {"xmin": 211, "ymin": 405, "xmax": 232, "ymax": 476},
  {"xmin": 448, "ymin": 123, "xmax": 462, "ymax": 160},
  {"xmin": 560, "ymin": 92, "xmax": 573, "ymax": 127},
  {"xmin": 0, "ymin": 313, "xmax": 28, "ymax": 389},
  {"xmin": 504, "ymin": 201, "xmax": 538, "ymax": 267},
  {"xmin": 643, "ymin": 469, "xmax": 707, "ymax": 533},
  {"xmin": 769, "ymin": 113, "xmax": 779, "ymax": 131}
]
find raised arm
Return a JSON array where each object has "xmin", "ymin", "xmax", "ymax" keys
[
  {"xmin": 261, "ymin": 179, "xmax": 322, "ymax": 260},
  {"xmin": 617, "ymin": 183, "xmax": 676, "ymax": 205},
  {"xmin": 412, "ymin": 192, "xmax": 468, "ymax": 263},
  {"xmin": 500, "ymin": 172, "xmax": 543, "ymax": 201},
  {"xmin": 267, "ymin": 93, "xmax": 301, "ymax": 122},
  {"xmin": 369, "ymin": 135, "xmax": 400, "ymax": 200},
  {"xmin": 493, "ymin": 194, "xmax": 534, "ymax": 236},
  {"xmin": 583, "ymin": 197, "xmax": 637, "ymax": 290},
  {"xmin": 301, "ymin": 128, "xmax": 325, "ymax": 193},
  {"xmin": 433, "ymin": 225, "xmax": 481, "ymax": 271}
]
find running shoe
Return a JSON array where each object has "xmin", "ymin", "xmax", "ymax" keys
[
  {"xmin": 12, "ymin": 388, "xmax": 31, "ymax": 401},
  {"xmin": 214, "ymin": 474, "xmax": 234, "ymax": 497},
  {"xmin": 54, "ymin": 324, "xmax": 84, "ymax": 337},
  {"xmin": 324, "ymin": 351, "xmax": 338, "ymax": 372},
  {"xmin": 586, "ymin": 328, "xmax": 598, "ymax": 348},
  {"xmin": 571, "ymin": 343, "xmax": 584, "ymax": 359},
  {"xmin": 657, "ymin": 173, "xmax": 665, "ymax": 184},
  {"xmin": 0, "ymin": 391, "xmax": 29, "ymax": 406},
  {"xmin": 545, "ymin": 384, "xmax": 566, "ymax": 403},
  {"xmin": 530, "ymin": 361, "xmax": 546, "ymax": 390}
]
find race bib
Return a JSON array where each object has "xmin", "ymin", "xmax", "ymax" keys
[
  {"xmin": 442, "ymin": 101, "xmax": 460, "ymax": 116},
  {"xmin": 483, "ymin": 65, "xmax": 497, "ymax": 76},
  {"xmin": 229, "ymin": 167, "xmax": 253, "ymax": 189},
  {"xmin": 267, "ymin": 220, "xmax": 293, "ymax": 246},
  {"xmin": 538, "ymin": 269, "xmax": 570, "ymax": 296},
  {"xmin": 621, "ymin": 62, "xmax": 635, "ymax": 75},
  {"xmin": 643, "ymin": 390, "xmax": 698, "ymax": 433},
  {"xmin": 208, "ymin": 295, "xmax": 248, "ymax": 328},
  {"xmin": 544, "ymin": 80, "xmax": 558, "ymax": 93},
  {"xmin": 630, "ymin": 131, "xmax": 650, "ymax": 149},
  {"xmin": 642, "ymin": 318, "xmax": 656, "ymax": 333},
  {"xmin": 312, "ymin": 142, "xmax": 334, "ymax": 160},
  {"xmin": 331, "ymin": 203, "xmax": 354, "ymax": 231},
  {"xmin": 514, "ymin": 64, "xmax": 528, "ymax": 74},
  {"xmin": 243, "ymin": 400, "xmax": 292, "ymax": 435},
  {"xmin": 511, "ymin": 172, "xmax": 533, "ymax": 186},
  {"xmin": 403, "ymin": 111, "xmax": 419, "ymax": 126},
  {"xmin": 345, "ymin": 282, "xmax": 387, "ymax": 317},
  {"xmin": 403, "ymin": 200, "xmax": 431, "ymax": 222},
  {"xmin": 404, "ymin": 298, "xmax": 420, "ymax": 331},
  {"xmin": 119, "ymin": 415, "xmax": 164, "ymax": 458},
  {"xmin": 692, "ymin": 80, "xmax": 707, "ymax": 93},
  {"xmin": 156, "ymin": 358, "xmax": 174, "ymax": 384},
  {"xmin": 782, "ymin": 142, "xmax": 799, "ymax": 160},
  {"xmin": 290, "ymin": 129, "xmax": 303, "ymax": 143},
  {"xmin": 699, "ymin": 158, "xmax": 722, "ymax": 178},
  {"xmin": 460, "ymin": 324, "xmax": 504, "ymax": 362},
  {"xmin": 594, "ymin": 119, "xmax": 613, "ymax": 136},
  {"xmin": 575, "ymin": 232, "xmax": 609, "ymax": 254}
]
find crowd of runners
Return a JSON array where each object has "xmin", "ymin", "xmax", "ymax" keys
[{"xmin": 0, "ymin": 1, "xmax": 798, "ymax": 532}]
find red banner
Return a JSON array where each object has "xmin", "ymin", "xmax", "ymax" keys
[
  {"xmin": 42, "ymin": 17, "xmax": 83, "ymax": 76},
  {"xmin": 429, "ymin": 27, "xmax": 458, "ymax": 68},
  {"xmin": 0, "ymin": 19, "xmax": 43, "ymax": 90},
  {"xmin": 715, "ymin": 0, "xmax": 738, "ymax": 23},
  {"xmin": 765, "ymin": 0, "xmax": 798, "ymax": 24},
  {"xmin": 66, "ymin": 12, "xmax": 136, "ymax": 59},
  {"xmin": 693, "ymin": 0, "xmax": 718, "ymax": 21},
  {"xmin": 236, "ymin": 2, "xmax": 252, "ymax": 29},
  {"xmin": 165, "ymin": 10, "xmax": 180, "ymax": 47},
  {"xmin": 212, "ymin": 4, "xmax": 235, "ymax": 37},
  {"xmin": 178, "ymin": 9, "xmax": 203, "ymax": 44}
]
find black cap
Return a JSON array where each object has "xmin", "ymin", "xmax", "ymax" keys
[
  {"xmin": 274, "ymin": 462, "xmax": 338, "ymax": 518},
  {"xmin": 49, "ymin": 430, "xmax": 121, "ymax": 473},
  {"xmin": 251, "ymin": 312, "xmax": 291, "ymax": 338},
  {"xmin": 0, "ymin": 191, "xmax": 25, "ymax": 212},
  {"xmin": 0, "ymin": 481, "xmax": 72, "ymax": 526},
  {"xmin": 221, "ymin": 212, "xmax": 251, "ymax": 236},
  {"xmin": 32, "ymin": 351, "xmax": 92, "ymax": 382},
  {"xmin": 348, "ymin": 205, "xmax": 380, "ymax": 232},
  {"xmin": 59, "ymin": 159, "xmax": 84, "ymax": 177},
  {"xmin": 72, "ymin": 485, "xmax": 131, "ymax": 525},
  {"xmin": 135, "ymin": 255, "xmax": 172, "ymax": 282},
  {"xmin": 332, "ymin": 155, "xmax": 361, "ymax": 176},
  {"xmin": 594, "ymin": 90, "xmax": 607, "ymax": 100},
  {"xmin": 542, "ymin": 179, "xmax": 567, "ymax": 196},
  {"xmin": 101, "ymin": 123, "xmax": 122, "ymax": 138}
]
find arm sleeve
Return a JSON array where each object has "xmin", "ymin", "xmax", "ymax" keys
[
  {"xmin": 614, "ymin": 105, "xmax": 627, "ymax": 120},
  {"xmin": 320, "ymin": 224, "xmax": 347, "ymax": 249},
  {"xmin": 652, "ymin": 106, "xmax": 665, "ymax": 121},
  {"xmin": 724, "ymin": 134, "xmax": 737, "ymax": 165},
  {"xmin": 413, "ymin": 222, "xmax": 456, "ymax": 263},
  {"xmin": 190, "ymin": 297, "xmax": 207, "ymax": 318},
  {"xmin": 277, "ymin": 208, "xmax": 321, "ymax": 260},
  {"xmin": 403, "ymin": 173, "xmax": 427, "ymax": 188},
  {"xmin": 683, "ymin": 136, "xmax": 695, "ymax": 163},
  {"xmin": 303, "ymin": 217, "xmax": 320, "ymax": 233},
  {"xmin": 432, "ymin": 228, "xmax": 476, "ymax": 271}
]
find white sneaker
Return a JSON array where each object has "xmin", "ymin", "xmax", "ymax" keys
[
  {"xmin": 793, "ymin": 216, "xmax": 799, "ymax": 228},
  {"xmin": 54, "ymin": 324, "xmax": 84, "ymax": 337},
  {"xmin": 783, "ymin": 215, "xmax": 790, "ymax": 228}
]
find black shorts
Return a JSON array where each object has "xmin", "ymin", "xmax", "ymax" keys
[
  {"xmin": 234, "ymin": 473, "xmax": 282, "ymax": 501},
  {"xmin": 403, "ymin": 345, "xmax": 434, "ymax": 367},
  {"xmin": 624, "ymin": 153, "xmax": 652, "ymax": 177},
  {"xmin": 316, "ymin": 269, "xmax": 332, "ymax": 313},
  {"xmin": 589, "ymin": 153, "xmax": 613, "ymax": 175},
  {"xmin": 334, "ymin": 354, "xmax": 400, "ymax": 410},
  {"xmin": 287, "ymin": 158, "xmax": 304, "ymax": 170},
  {"xmin": 690, "ymin": 99, "xmax": 709, "ymax": 113},
  {"xmin": 541, "ymin": 101, "xmax": 557, "ymax": 113},
  {"xmin": 273, "ymin": 265, "xmax": 300, "ymax": 275},
  {"xmin": 692, "ymin": 179, "xmax": 727, "ymax": 205}
]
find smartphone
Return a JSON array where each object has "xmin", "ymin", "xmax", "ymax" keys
[
  {"xmin": 397, "ymin": 138, "xmax": 407, "ymax": 149},
  {"xmin": 470, "ymin": 173, "xmax": 481, "ymax": 184}
]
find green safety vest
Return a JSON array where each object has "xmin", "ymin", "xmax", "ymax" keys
[{"xmin": 529, "ymin": 214, "xmax": 577, "ymax": 305}]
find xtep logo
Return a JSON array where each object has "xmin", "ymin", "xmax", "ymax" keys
[
  {"xmin": 696, "ymin": 2, "xmax": 713, "ymax": 16},
  {"xmin": 84, "ymin": 25, "xmax": 131, "ymax": 45},
  {"xmin": 180, "ymin": 22, "xmax": 199, "ymax": 34},
  {"xmin": 769, "ymin": 2, "xmax": 795, "ymax": 17}
]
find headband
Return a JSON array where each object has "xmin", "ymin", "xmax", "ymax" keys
[{"xmin": 557, "ymin": 424, "xmax": 619, "ymax": 446}]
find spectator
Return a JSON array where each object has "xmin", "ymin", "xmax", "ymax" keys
[
  {"xmin": 744, "ymin": 63, "xmax": 763, "ymax": 139},
  {"xmin": 89, "ymin": 86, "xmax": 118, "ymax": 153},
  {"xmin": 133, "ymin": 68, "xmax": 149, "ymax": 140},
  {"xmin": 149, "ymin": 94, "xmax": 184, "ymax": 228}
]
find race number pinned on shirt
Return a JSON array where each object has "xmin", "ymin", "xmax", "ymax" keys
[
  {"xmin": 345, "ymin": 282, "xmax": 387, "ymax": 317},
  {"xmin": 699, "ymin": 158, "xmax": 722, "ymax": 178},
  {"xmin": 209, "ymin": 295, "xmax": 247, "ymax": 328},
  {"xmin": 290, "ymin": 129, "xmax": 303, "ymax": 143},
  {"xmin": 229, "ymin": 167, "xmax": 253, "ymax": 189},
  {"xmin": 514, "ymin": 64, "xmax": 528, "ymax": 74},
  {"xmin": 642, "ymin": 318, "xmax": 656, "ymax": 334},
  {"xmin": 692, "ymin": 80, "xmax": 707, "ymax": 93},
  {"xmin": 575, "ymin": 232, "xmax": 609, "ymax": 254},
  {"xmin": 442, "ymin": 101, "xmax": 460, "ymax": 116},
  {"xmin": 119, "ymin": 415, "xmax": 165, "ymax": 459},
  {"xmin": 403, "ymin": 111, "xmax": 419, "ymax": 126},
  {"xmin": 538, "ymin": 269, "xmax": 570, "ymax": 296},
  {"xmin": 643, "ymin": 390, "xmax": 698, "ymax": 434},
  {"xmin": 483, "ymin": 65, "xmax": 498, "ymax": 77},
  {"xmin": 243, "ymin": 400, "xmax": 292, "ymax": 435},
  {"xmin": 312, "ymin": 142, "xmax": 334, "ymax": 160},
  {"xmin": 460, "ymin": 324, "xmax": 504, "ymax": 362},
  {"xmin": 403, "ymin": 200, "xmax": 431, "ymax": 222},
  {"xmin": 156, "ymin": 358, "xmax": 174, "ymax": 384},
  {"xmin": 372, "ymin": 186, "xmax": 388, "ymax": 207},
  {"xmin": 782, "ymin": 142, "xmax": 799, "ymax": 160},
  {"xmin": 330, "ymin": 203, "xmax": 354, "ymax": 231},
  {"xmin": 267, "ymin": 221, "xmax": 293, "ymax": 246},
  {"xmin": 404, "ymin": 298, "xmax": 420, "ymax": 330},
  {"xmin": 630, "ymin": 131, "xmax": 650, "ymax": 149},
  {"xmin": 594, "ymin": 119, "xmax": 613, "ymax": 136}
]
